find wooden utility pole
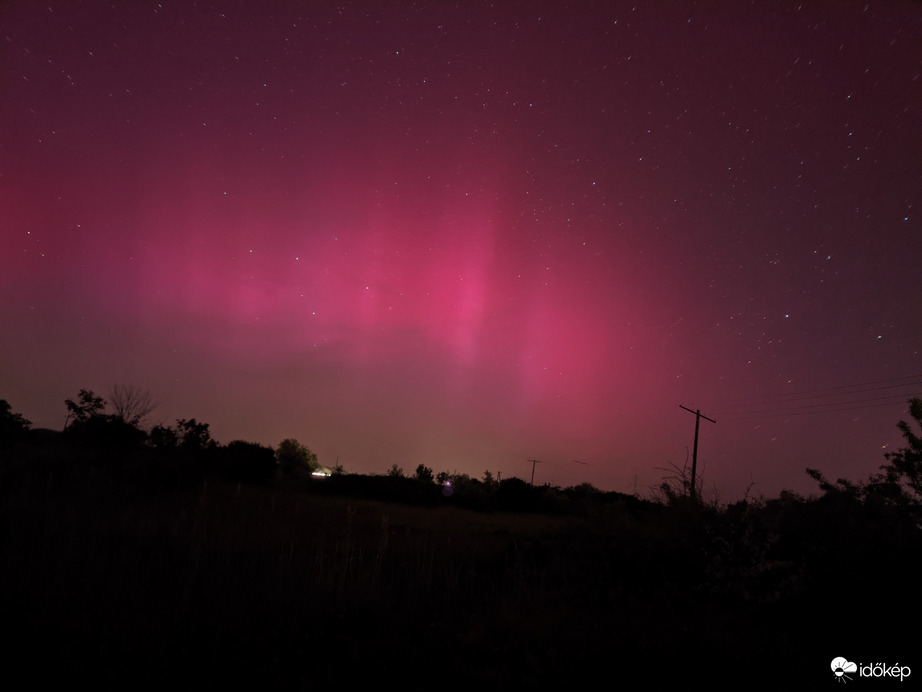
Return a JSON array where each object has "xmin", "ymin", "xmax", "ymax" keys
[
  {"xmin": 679, "ymin": 405, "xmax": 716, "ymax": 501},
  {"xmin": 527, "ymin": 459, "xmax": 541, "ymax": 484}
]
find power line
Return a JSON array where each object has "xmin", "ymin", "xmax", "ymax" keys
[
  {"xmin": 721, "ymin": 395, "xmax": 918, "ymax": 420},
  {"xmin": 713, "ymin": 374, "xmax": 920, "ymax": 421},
  {"xmin": 727, "ymin": 381, "xmax": 920, "ymax": 407},
  {"xmin": 723, "ymin": 374, "xmax": 921, "ymax": 406},
  {"xmin": 722, "ymin": 389, "xmax": 919, "ymax": 412}
]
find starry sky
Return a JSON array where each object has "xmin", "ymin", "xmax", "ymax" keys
[{"xmin": 2, "ymin": 1, "xmax": 920, "ymax": 498}]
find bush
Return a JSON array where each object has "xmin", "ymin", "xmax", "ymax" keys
[{"xmin": 217, "ymin": 441, "xmax": 277, "ymax": 484}]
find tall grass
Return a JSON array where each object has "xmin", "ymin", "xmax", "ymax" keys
[{"xmin": 2, "ymin": 454, "xmax": 919, "ymax": 688}]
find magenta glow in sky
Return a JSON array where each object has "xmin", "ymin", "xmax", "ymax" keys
[{"xmin": 2, "ymin": 1, "xmax": 920, "ymax": 497}]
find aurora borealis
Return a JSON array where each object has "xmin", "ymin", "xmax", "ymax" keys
[{"xmin": 2, "ymin": 1, "xmax": 919, "ymax": 497}]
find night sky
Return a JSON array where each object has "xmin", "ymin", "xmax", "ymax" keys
[{"xmin": 2, "ymin": 1, "xmax": 920, "ymax": 498}]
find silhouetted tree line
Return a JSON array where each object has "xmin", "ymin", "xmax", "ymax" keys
[
  {"xmin": 0, "ymin": 389, "xmax": 316, "ymax": 488},
  {"xmin": 3, "ymin": 390, "xmax": 922, "ymax": 524},
  {"xmin": 805, "ymin": 397, "xmax": 922, "ymax": 518},
  {"xmin": 326, "ymin": 461, "xmax": 645, "ymax": 514},
  {"xmin": 0, "ymin": 388, "xmax": 646, "ymax": 513}
]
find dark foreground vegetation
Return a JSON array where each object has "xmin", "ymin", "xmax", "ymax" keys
[{"xmin": 1, "ymin": 393, "xmax": 921, "ymax": 689}]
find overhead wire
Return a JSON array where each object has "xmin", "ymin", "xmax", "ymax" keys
[
  {"xmin": 713, "ymin": 374, "xmax": 921, "ymax": 421},
  {"xmin": 723, "ymin": 374, "xmax": 921, "ymax": 405}
]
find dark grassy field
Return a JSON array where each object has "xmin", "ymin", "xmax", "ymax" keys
[{"xmin": 1, "ymin": 448, "xmax": 919, "ymax": 689}]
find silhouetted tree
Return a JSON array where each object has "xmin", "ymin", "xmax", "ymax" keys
[
  {"xmin": 808, "ymin": 399, "xmax": 922, "ymax": 511},
  {"xmin": 176, "ymin": 418, "xmax": 215, "ymax": 450},
  {"xmin": 64, "ymin": 389, "xmax": 106, "ymax": 427},
  {"xmin": 0, "ymin": 399, "xmax": 31, "ymax": 446},
  {"xmin": 109, "ymin": 384, "xmax": 157, "ymax": 426},
  {"xmin": 567, "ymin": 482, "xmax": 602, "ymax": 500},
  {"xmin": 149, "ymin": 423, "xmax": 179, "ymax": 449},
  {"xmin": 147, "ymin": 419, "xmax": 216, "ymax": 452},
  {"xmin": 386, "ymin": 463, "xmax": 404, "ymax": 478},
  {"xmin": 63, "ymin": 388, "xmax": 146, "ymax": 450},
  {"xmin": 219, "ymin": 440, "xmax": 277, "ymax": 483},
  {"xmin": 881, "ymin": 398, "xmax": 922, "ymax": 499},
  {"xmin": 276, "ymin": 438, "xmax": 318, "ymax": 477},
  {"xmin": 445, "ymin": 472, "xmax": 494, "ymax": 509},
  {"xmin": 414, "ymin": 463, "xmax": 434, "ymax": 483},
  {"xmin": 497, "ymin": 476, "xmax": 539, "ymax": 511}
]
